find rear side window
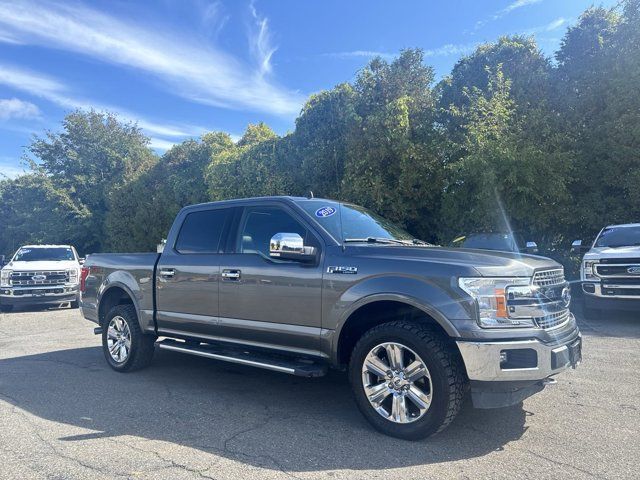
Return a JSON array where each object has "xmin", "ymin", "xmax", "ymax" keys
[{"xmin": 175, "ymin": 209, "xmax": 230, "ymax": 254}]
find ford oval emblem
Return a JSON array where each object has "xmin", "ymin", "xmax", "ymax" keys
[
  {"xmin": 32, "ymin": 274, "xmax": 47, "ymax": 281},
  {"xmin": 315, "ymin": 206, "xmax": 336, "ymax": 218},
  {"xmin": 561, "ymin": 287, "xmax": 571, "ymax": 307},
  {"xmin": 627, "ymin": 266, "xmax": 640, "ymax": 275}
]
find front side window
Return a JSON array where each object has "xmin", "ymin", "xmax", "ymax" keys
[
  {"xmin": 239, "ymin": 207, "xmax": 311, "ymax": 257},
  {"xmin": 175, "ymin": 209, "xmax": 230, "ymax": 254},
  {"xmin": 13, "ymin": 247, "xmax": 75, "ymax": 262},
  {"xmin": 594, "ymin": 226, "xmax": 640, "ymax": 248}
]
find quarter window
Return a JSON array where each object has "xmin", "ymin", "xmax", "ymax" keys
[{"xmin": 175, "ymin": 209, "xmax": 230, "ymax": 254}]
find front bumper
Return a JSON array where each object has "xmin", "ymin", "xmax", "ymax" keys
[
  {"xmin": 0, "ymin": 286, "xmax": 78, "ymax": 306},
  {"xmin": 456, "ymin": 327, "xmax": 582, "ymax": 382},
  {"xmin": 582, "ymin": 283, "xmax": 640, "ymax": 311}
]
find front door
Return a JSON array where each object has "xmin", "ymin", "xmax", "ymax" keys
[
  {"xmin": 218, "ymin": 204, "xmax": 324, "ymax": 356},
  {"xmin": 155, "ymin": 206, "xmax": 232, "ymax": 338}
]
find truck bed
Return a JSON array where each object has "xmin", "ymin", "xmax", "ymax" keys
[{"xmin": 81, "ymin": 253, "xmax": 160, "ymax": 332}]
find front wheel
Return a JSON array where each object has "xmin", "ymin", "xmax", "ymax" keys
[
  {"xmin": 349, "ymin": 321, "xmax": 466, "ymax": 440},
  {"xmin": 102, "ymin": 304, "xmax": 156, "ymax": 372}
]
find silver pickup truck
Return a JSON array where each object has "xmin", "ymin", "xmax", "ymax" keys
[{"xmin": 80, "ymin": 196, "xmax": 581, "ymax": 440}]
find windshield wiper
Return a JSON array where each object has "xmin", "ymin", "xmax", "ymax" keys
[{"xmin": 344, "ymin": 237, "xmax": 407, "ymax": 245}]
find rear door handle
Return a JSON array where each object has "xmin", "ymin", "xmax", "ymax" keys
[
  {"xmin": 159, "ymin": 268, "xmax": 175, "ymax": 278},
  {"xmin": 221, "ymin": 269, "xmax": 241, "ymax": 280}
]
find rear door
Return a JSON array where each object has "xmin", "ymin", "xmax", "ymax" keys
[
  {"xmin": 217, "ymin": 202, "xmax": 325, "ymax": 355},
  {"xmin": 155, "ymin": 206, "xmax": 233, "ymax": 338}
]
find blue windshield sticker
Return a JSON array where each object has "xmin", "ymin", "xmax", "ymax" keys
[{"xmin": 315, "ymin": 206, "xmax": 337, "ymax": 218}]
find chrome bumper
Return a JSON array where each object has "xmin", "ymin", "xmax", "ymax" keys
[{"xmin": 457, "ymin": 330, "xmax": 582, "ymax": 382}]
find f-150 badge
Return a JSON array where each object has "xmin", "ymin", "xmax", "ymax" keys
[{"xmin": 327, "ymin": 266, "xmax": 358, "ymax": 274}]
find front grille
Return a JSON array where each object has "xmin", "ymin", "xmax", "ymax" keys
[
  {"xmin": 10, "ymin": 271, "xmax": 69, "ymax": 287},
  {"xmin": 533, "ymin": 269, "xmax": 565, "ymax": 287},
  {"xmin": 595, "ymin": 263, "xmax": 640, "ymax": 279},
  {"xmin": 534, "ymin": 310, "xmax": 571, "ymax": 330}
]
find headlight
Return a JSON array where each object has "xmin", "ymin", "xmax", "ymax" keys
[
  {"xmin": 67, "ymin": 268, "xmax": 79, "ymax": 283},
  {"xmin": 0, "ymin": 269, "xmax": 12, "ymax": 287},
  {"xmin": 459, "ymin": 277, "xmax": 536, "ymax": 328},
  {"xmin": 583, "ymin": 260, "xmax": 599, "ymax": 280}
]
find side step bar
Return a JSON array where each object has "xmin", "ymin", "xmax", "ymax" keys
[{"xmin": 157, "ymin": 339, "xmax": 328, "ymax": 377}]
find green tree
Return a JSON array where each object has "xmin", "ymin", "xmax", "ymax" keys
[{"xmin": 27, "ymin": 110, "xmax": 157, "ymax": 252}]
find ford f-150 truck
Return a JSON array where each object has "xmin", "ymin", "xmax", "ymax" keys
[
  {"xmin": 80, "ymin": 196, "xmax": 581, "ymax": 440},
  {"xmin": 0, "ymin": 244, "xmax": 82, "ymax": 312},
  {"xmin": 573, "ymin": 223, "xmax": 640, "ymax": 318}
]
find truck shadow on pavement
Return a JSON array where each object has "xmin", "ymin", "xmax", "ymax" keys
[{"xmin": 0, "ymin": 345, "xmax": 530, "ymax": 472}]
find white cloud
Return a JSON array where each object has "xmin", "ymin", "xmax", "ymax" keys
[
  {"xmin": 0, "ymin": 162, "xmax": 26, "ymax": 179},
  {"xmin": 325, "ymin": 43, "xmax": 477, "ymax": 61},
  {"xmin": 323, "ymin": 50, "xmax": 396, "ymax": 60},
  {"xmin": 424, "ymin": 43, "xmax": 478, "ymax": 58},
  {"xmin": 0, "ymin": 0, "xmax": 303, "ymax": 116},
  {"xmin": 0, "ymin": 98, "xmax": 41, "ymax": 120},
  {"xmin": 545, "ymin": 17, "xmax": 567, "ymax": 31},
  {"xmin": 475, "ymin": 0, "xmax": 544, "ymax": 30},
  {"xmin": 249, "ymin": 1, "xmax": 277, "ymax": 77},
  {"xmin": 0, "ymin": 64, "xmax": 207, "ymax": 139},
  {"xmin": 500, "ymin": 0, "xmax": 543, "ymax": 16},
  {"xmin": 148, "ymin": 137, "xmax": 177, "ymax": 151}
]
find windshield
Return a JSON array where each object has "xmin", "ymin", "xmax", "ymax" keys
[
  {"xmin": 297, "ymin": 200, "xmax": 414, "ymax": 242},
  {"xmin": 13, "ymin": 247, "xmax": 75, "ymax": 262},
  {"xmin": 454, "ymin": 233, "xmax": 522, "ymax": 252},
  {"xmin": 594, "ymin": 226, "xmax": 640, "ymax": 248}
]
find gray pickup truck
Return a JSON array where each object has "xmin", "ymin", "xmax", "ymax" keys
[{"xmin": 80, "ymin": 196, "xmax": 581, "ymax": 440}]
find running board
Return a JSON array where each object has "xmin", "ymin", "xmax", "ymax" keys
[{"xmin": 157, "ymin": 339, "xmax": 328, "ymax": 377}]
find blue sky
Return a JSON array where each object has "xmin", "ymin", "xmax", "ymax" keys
[{"xmin": 0, "ymin": 0, "xmax": 615, "ymax": 178}]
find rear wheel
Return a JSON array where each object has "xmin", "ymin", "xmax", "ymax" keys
[
  {"xmin": 349, "ymin": 321, "xmax": 466, "ymax": 440},
  {"xmin": 102, "ymin": 304, "xmax": 156, "ymax": 372}
]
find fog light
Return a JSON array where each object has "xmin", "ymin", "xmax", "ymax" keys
[{"xmin": 583, "ymin": 283, "xmax": 596, "ymax": 294}]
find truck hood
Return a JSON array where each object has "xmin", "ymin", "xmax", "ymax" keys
[
  {"xmin": 348, "ymin": 245, "xmax": 561, "ymax": 277},
  {"xmin": 585, "ymin": 245, "xmax": 640, "ymax": 260},
  {"xmin": 2, "ymin": 260, "xmax": 80, "ymax": 272}
]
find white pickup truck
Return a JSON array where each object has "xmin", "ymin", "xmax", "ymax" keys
[
  {"xmin": 573, "ymin": 223, "xmax": 640, "ymax": 318},
  {"xmin": 0, "ymin": 244, "xmax": 82, "ymax": 312}
]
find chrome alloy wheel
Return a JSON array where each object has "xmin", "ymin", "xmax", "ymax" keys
[
  {"xmin": 361, "ymin": 342, "xmax": 433, "ymax": 424},
  {"xmin": 107, "ymin": 316, "xmax": 132, "ymax": 363}
]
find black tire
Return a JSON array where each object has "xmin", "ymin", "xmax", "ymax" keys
[
  {"xmin": 102, "ymin": 304, "xmax": 156, "ymax": 372},
  {"xmin": 70, "ymin": 295, "xmax": 79, "ymax": 309},
  {"xmin": 349, "ymin": 321, "xmax": 466, "ymax": 440}
]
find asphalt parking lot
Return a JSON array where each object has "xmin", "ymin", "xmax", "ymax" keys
[{"xmin": 0, "ymin": 305, "xmax": 638, "ymax": 480}]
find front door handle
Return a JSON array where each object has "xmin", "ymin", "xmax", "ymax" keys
[
  {"xmin": 159, "ymin": 268, "xmax": 175, "ymax": 278},
  {"xmin": 221, "ymin": 269, "xmax": 241, "ymax": 280}
]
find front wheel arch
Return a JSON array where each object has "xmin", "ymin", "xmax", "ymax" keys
[{"xmin": 335, "ymin": 297, "xmax": 460, "ymax": 366}]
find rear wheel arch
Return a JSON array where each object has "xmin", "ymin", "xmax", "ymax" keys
[
  {"xmin": 335, "ymin": 297, "xmax": 460, "ymax": 367},
  {"xmin": 98, "ymin": 285, "xmax": 136, "ymax": 327}
]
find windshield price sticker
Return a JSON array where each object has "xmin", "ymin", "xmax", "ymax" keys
[{"xmin": 315, "ymin": 206, "xmax": 337, "ymax": 218}]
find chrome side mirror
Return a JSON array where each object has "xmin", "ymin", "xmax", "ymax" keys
[
  {"xmin": 571, "ymin": 240, "xmax": 582, "ymax": 254},
  {"xmin": 525, "ymin": 241, "xmax": 538, "ymax": 254},
  {"xmin": 78, "ymin": 257, "xmax": 85, "ymax": 265},
  {"xmin": 270, "ymin": 233, "xmax": 316, "ymax": 262}
]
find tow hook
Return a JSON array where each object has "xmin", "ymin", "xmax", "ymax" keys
[
  {"xmin": 93, "ymin": 326, "xmax": 103, "ymax": 335},
  {"xmin": 541, "ymin": 377, "xmax": 557, "ymax": 386}
]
